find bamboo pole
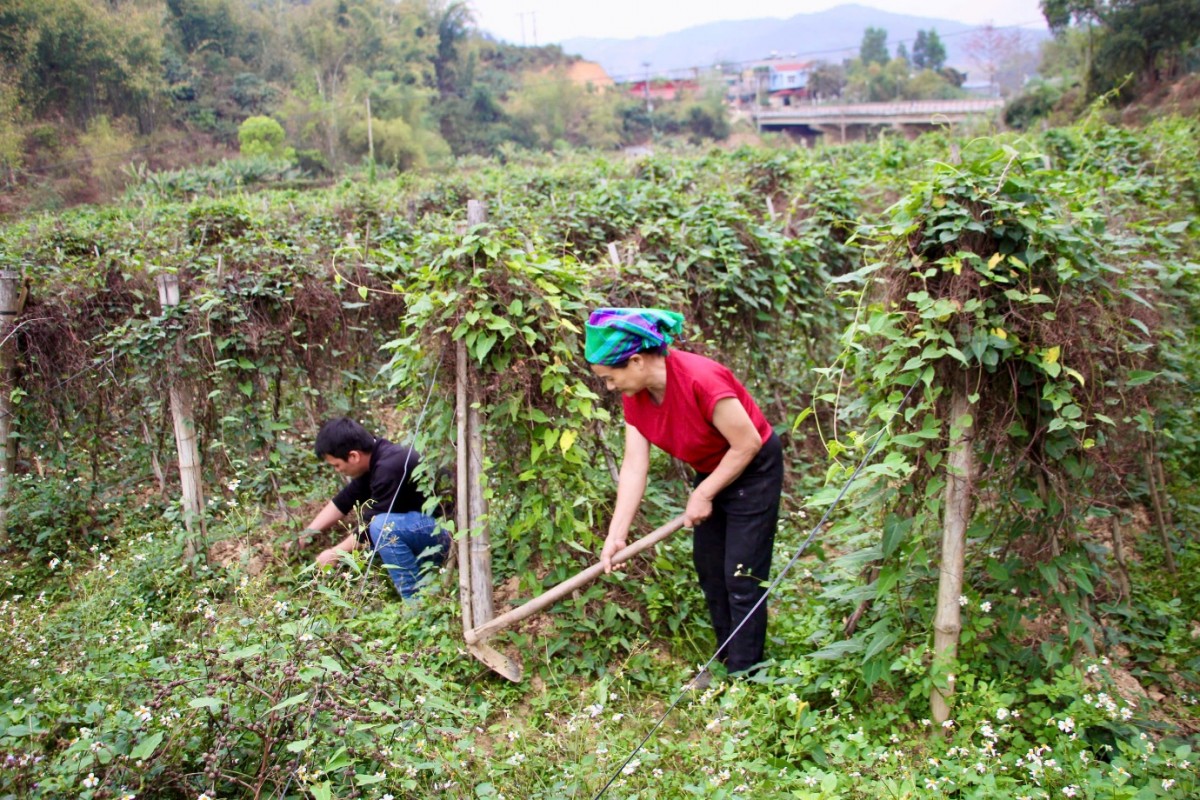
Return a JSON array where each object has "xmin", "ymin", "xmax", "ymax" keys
[
  {"xmin": 467, "ymin": 368, "xmax": 494, "ymax": 626},
  {"xmin": 157, "ymin": 274, "xmax": 206, "ymax": 563},
  {"xmin": 465, "ymin": 199, "xmax": 495, "ymax": 628},
  {"xmin": 0, "ymin": 271, "xmax": 19, "ymax": 547},
  {"xmin": 456, "ymin": 341, "xmax": 473, "ymax": 639},
  {"xmin": 931, "ymin": 375, "xmax": 975, "ymax": 723}
]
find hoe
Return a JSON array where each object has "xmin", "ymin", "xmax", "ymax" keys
[{"xmin": 459, "ymin": 516, "xmax": 685, "ymax": 681}]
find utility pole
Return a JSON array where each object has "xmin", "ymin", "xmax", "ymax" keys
[
  {"xmin": 642, "ymin": 61, "xmax": 652, "ymax": 113},
  {"xmin": 517, "ymin": 11, "xmax": 537, "ymax": 47},
  {"xmin": 365, "ymin": 94, "xmax": 374, "ymax": 164}
]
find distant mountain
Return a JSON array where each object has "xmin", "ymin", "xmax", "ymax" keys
[{"xmin": 558, "ymin": 3, "xmax": 1048, "ymax": 82}]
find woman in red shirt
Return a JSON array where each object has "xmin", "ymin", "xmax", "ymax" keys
[{"xmin": 586, "ymin": 308, "xmax": 784, "ymax": 675}]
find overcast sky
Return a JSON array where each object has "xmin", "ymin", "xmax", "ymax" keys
[{"xmin": 467, "ymin": 0, "xmax": 1049, "ymax": 45}]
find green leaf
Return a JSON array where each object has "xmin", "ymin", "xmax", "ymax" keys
[
  {"xmin": 881, "ymin": 515, "xmax": 911, "ymax": 558},
  {"xmin": 355, "ymin": 772, "xmax": 387, "ymax": 786},
  {"xmin": 1126, "ymin": 370, "xmax": 1158, "ymax": 387},
  {"xmin": 189, "ymin": 696, "xmax": 222, "ymax": 711},
  {"xmin": 324, "ymin": 746, "xmax": 351, "ymax": 772},
  {"xmin": 809, "ymin": 640, "xmax": 863, "ymax": 660},
  {"xmin": 287, "ymin": 738, "xmax": 314, "ymax": 753},
  {"xmin": 310, "ymin": 781, "xmax": 332, "ymax": 800},
  {"xmin": 130, "ymin": 731, "xmax": 164, "ymax": 761},
  {"xmin": 267, "ymin": 691, "xmax": 309, "ymax": 714},
  {"xmin": 864, "ymin": 631, "xmax": 898, "ymax": 661},
  {"xmin": 221, "ymin": 645, "xmax": 264, "ymax": 661},
  {"xmin": 473, "ymin": 331, "xmax": 498, "ymax": 362}
]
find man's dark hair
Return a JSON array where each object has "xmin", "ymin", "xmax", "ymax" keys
[{"xmin": 314, "ymin": 417, "xmax": 377, "ymax": 460}]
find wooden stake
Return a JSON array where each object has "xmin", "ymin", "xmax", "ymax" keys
[
  {"xmin": 1109, "ymin": 515, "xmax": 1132, "ymax": 600},
  {"xmin": 607, "ymin": 242, "xmax": 621, "ymax": 267},
  {"xmin": 1143, "ymin": 446, "xmax": 1176, "ymax": 573},
  {"xmin": 467, "ymin": 369, "xmax": 494, "ymax": 627},
  {"xmin": 157, "ymin": 274, "xmax": 207, "ymax": 563},
  {"xmin": 931, "ymin": 375, "xmax": 974, "ymax": 724},
  {"xmin": 140, "ymin": 417, "xmax": 167, "ymax": 498},
  {"xmin": 0, "ymin": 271, "xmax": 19, "ymax": 547},
  {"xmin": 456, "ymin": 341, "xmax": 473, "ymax": 639},
  {"xmin": 464, "ymin": 198, "xmax": 495, "ymax": 629}
]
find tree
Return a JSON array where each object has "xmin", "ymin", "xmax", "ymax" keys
[
  {"xmin": 913, "ymin": 29, "xmax": 948, "ymax": 71},
  {"xmin": 1093, "ymin": 0, "xmax": 1200, "ymax": 89},
  {"xmin": 806, "ymin": 61, "xmax": 847, "ymax": 100},
  {"xmin": 966, "ymin": 24, "xmax": 1025, "ymax": 96},
  {"xmin": 0, "ymin": 71, "xmax": 24, "ymax": 184},
  {"xmin": 166, "ymin": 0, "xmax": 239, "ymax": 56},
  {"xmin": 902, "ymin": 69, "xmax": 966, "ymax": 100},
  {"xmin": 860, "ymin": 27, "xmax": 890, "ymax": 67},
  {"xmin": 505, "ymin": 70, "xmax": 621, "ymax": 151},
  {"xmin": 896, "ymin": 42, "xmax": 909, "ymax": 64},
  {"xmin": 238, "ymin": 115, "xmax": 288, "ymax": 158},
  {"xmin": 845, "ymin": 58, "xmax": 909, "ymax": 102},
  {"xmin": 432, "ymin": 0, "xmax": 472, "ymax": 95},
  {"xmin": 1040, "ymin": 0, "xmax": 1103, "ymax": 34}
]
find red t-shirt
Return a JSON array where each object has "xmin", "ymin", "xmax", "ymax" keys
[{"xmin": 622, "ymin": 350, "xmax": 773, "ymax": 474}]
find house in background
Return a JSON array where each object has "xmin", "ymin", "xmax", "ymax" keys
[
  {"xmin": 624, "ymin": 79, "xmax": 700, "ymax": 102},
  {"xmin": 763, "ymin": 60, "xmax": 812, "ymax": 107},
  {"xmin": 727, "ymin": 57, "xmax": 813, "ymax": 108}
]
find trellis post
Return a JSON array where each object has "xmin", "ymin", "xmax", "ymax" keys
[
  {"xmin": 0, "ymin": 271, "xmax": 20, "ymax": 547},
  {"xmin": 931, "ymin": 374, "xmax": 974, "ymax": 723},
  {"xmin": 156, "ymin": 273, "xmax": 207, "ymax": 563},
  {"xmin": 463, "ymin": 199, "xmax": 495, "ymax": 627}
]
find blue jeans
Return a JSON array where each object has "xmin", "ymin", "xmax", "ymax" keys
[{"xmin": 367, "ymin": 512, "xmax": 449, "ymax": 599}]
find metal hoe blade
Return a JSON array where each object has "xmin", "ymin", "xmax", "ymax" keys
[{"xmin": 468, "ymin": 642, "xmax": 522, "ymax": 682}]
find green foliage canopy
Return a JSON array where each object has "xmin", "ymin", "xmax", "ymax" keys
[{"xmin": 237, "ymin": 115, "xmax": 287, "ymax": 158}]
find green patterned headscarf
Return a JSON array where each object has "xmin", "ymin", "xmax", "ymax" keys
[{"xmin": 585, "ymin": 308, "xmax": 685, "ymax": 366}]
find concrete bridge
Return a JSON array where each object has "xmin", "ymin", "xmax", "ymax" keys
[{"xmin": 754, "ymin": 99, "xmax": 1006, "ymax": 141}]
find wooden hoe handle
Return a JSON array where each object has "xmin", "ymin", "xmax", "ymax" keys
[{"xmin": 464, "ymin": 516, "xmax": 686, "ymax": 644}]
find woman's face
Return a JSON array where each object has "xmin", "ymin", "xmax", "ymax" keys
[{"xmin": 590, "ymin": 357, "xmax": 647, "ymax": 397}]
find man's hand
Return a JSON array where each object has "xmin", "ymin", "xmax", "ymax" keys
[
  {"xmin": 683, "ymin": 488, "xmax": 713, "ymax": 528},
  {"xmin": 315, "ymin": 547, "xmax": 344, "ymax": 568},
  {"xmin": 281, "ymin": 528, "xmax": 317, "ymax": 556},
  {"xmin": 600, "ymin": 531, "xmax": 628, "ymax": 574},
  {"xmin": 314, "ymin": 532, "xmax": 359, "ymax": 569}
]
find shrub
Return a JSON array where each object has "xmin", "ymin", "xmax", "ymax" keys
[{"xmin": 238, "ymin": 115, "xmax": 290, "ymax": 160}]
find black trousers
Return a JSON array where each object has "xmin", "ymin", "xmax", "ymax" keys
[{"xmin": 692, "ymin": 432, "xmax": 784, "ymax": 673}]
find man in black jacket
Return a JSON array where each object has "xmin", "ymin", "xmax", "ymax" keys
[{"xmin": 304, "ymin": 417, "xmax": 448, "ymax": 599}]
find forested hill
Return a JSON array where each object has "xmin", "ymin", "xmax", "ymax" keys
[
  {"xmin": 3, "ymin": 0, "xmax": 686, "ymax": 211},
  {"xmin": 2, "ymin": 0, "xmax": 1198, "ymax": 216}
]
